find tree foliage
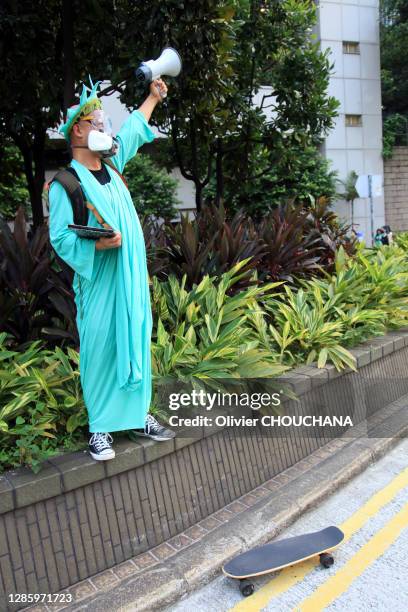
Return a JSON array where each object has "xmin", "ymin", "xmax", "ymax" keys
[
  {"xmin": 203, "ymin": 145, "xmax": 338, "ymax": 216},
  {"xmin": 380, "ymin": 0, "xmax": 408, "ymax": 115},
  {"xmin": 124, "ymin": 154, "xmax": 180, "ymax": 219},
  {"xmin": 0, "ymin": 0, "xmax": 116, "ymax": 227},
  {"xmin": 0, "ymin": 142, "xmax": 30, "ymax": 219},
  {"xmin": 112, "ymin": 0, "xmax": 339, "ymax": 211},
  {"xmin": 0, "ymin": 0, "xmax": 339, "ymax": 223}
]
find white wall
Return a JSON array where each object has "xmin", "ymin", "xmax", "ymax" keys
[{"xmin": 317, "ymin": 0, "xmax": 384, "ymax": 245}]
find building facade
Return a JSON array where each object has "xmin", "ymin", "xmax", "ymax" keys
[{"xmin": 317, "ymin": 0, "xmax": 384, "ymax": 244}]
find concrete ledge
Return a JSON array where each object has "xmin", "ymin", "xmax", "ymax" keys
[
  {"xmin": 275, "ymin": 371, "xmax": 312, "ymax": 396},
  {"xmin": 348, "ymin": 347, "xmax": 371, "ymax": 368},
  {"xmin": 3, "ymin": 462, "xmax": 61, "ymax": 512}
]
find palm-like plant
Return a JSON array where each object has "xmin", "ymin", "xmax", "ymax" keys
[
  {"xmin": 141, "ymin": 215, "xmax": 169, "ymax": 278},
  {"xmin": 305, "ymin": 195, "xmax": 358, "ymax": 270},
  {"xmin": 264, "ymin": 285, "xmax": 358, "ymax": 371},
  {"xmin": 338, "ymin": 170, "xmax": 359, "ymax": 230},
  {"xmin": 257, "ymin": 201, "xmax": 323, "ymax": 284},
  {"xmin": 151, "ymin": 259, "xmax": 289, "ymax": 380},
  {"xmin": 0, "ymin": 332, "xmax": 87, "ymax": 471},
  {"xmin": 160, "ymin": 202, "xmax": 266, "ymax": 290},
  {"xmin": 0, "ymin": 207, "xmax": 51, "ymax": 344},
  {"xmin": 0, "ymin": 333, "xmax": 85, "ymax": 434},
  {"xmin": 0, "ymin": 207, "xmax": 80, "ymax": 347}
]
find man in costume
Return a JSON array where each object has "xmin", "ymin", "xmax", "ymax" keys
[{"xmin": 49, "ymin": 77, "xmax": 175, "ymax": 460}]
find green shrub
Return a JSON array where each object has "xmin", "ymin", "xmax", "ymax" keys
[
  {"xmin": 5, "ymin": 241, "xmax": 408, "ymax": 473},
  {"xmin": 382, "ymin": 114, "xmax": 408, "ymax": 160},
  {"xmin": 151, "ymin": 259, "xmax": 289, "ymax": 379},
  {"xmin": 0, "ymin": 333, "xmax": 87, "ymax": 473},
  {"xmin": 124, "ymin": 154, "xmax": 180, "ymax": 220},
  {"xmin": 261, "ymin": 244, "xmax": 408, "ymax": 370},
  {"xmin": 0, "ymin": 142, "xmax": 30, "ymax": 220},
  {"xmin": 394, "ymin": 231, "xmax": 408, "ymax": 251},
  {"xmin": 203, "ymin": 145, "xmax": 339, "ymax": 217},
  {"xmin": 263, "ymin": 284, "xmax": 358, "ymax": 371}
]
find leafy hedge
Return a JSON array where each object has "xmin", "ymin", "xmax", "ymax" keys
[
  {"xmin": 203, "ymin": 145, "xmax": 339, "ymax": 215},
  {"xmin": 124, "ymin": 154, "xmax": 180, "ymax": 220},
  {"xmin": 2, "ymin": 239, "xmax": 408, "ymax": 473},
  {"xmin": 0, "ymin": 334, "xmax": 87, "ymax": 473},
  {"xmin": 0, "ymin": 198, "xmax": 356, "ymax": 348},
  {"xmin": 0, "ymin": 143, "xmax": 30, "ymax": 220}
]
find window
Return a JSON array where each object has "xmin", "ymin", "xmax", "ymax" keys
[
  {"xmin": 345, "ymin": 115, "xmax": 362, "ymax": 127},
  {"xmin": 343, "ymin": 41, "xmax": 360, "ymax": 55}
]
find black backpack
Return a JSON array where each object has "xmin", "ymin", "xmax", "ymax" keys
[{"xmin": 49, "ymin": 159, "xmax": 127, "ymax": 281}]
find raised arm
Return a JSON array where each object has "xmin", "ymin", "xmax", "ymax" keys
[
  {"xmin": 138, "ymin": 78, "xmax": 167, "ymax": 122},
  {"xmin": 110, "ymin": 78, "xmax": 168, "ymax": 174}
]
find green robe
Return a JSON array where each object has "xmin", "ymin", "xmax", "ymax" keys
[{"xmin": 49, "ymin": 110, "xmax": 155, "ymax": 433}]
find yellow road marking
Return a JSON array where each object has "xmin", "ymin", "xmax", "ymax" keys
[
  {"xmin": 296, "ymin": 502, "xmax": 408, "ymax": 611},
  {"xmin": 229, "ymin": 466, "xmax": 408, "ymax": 612}
]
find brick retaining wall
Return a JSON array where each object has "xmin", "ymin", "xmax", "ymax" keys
[{"xmin": 384, "ymin": 146, "xmax": 408, "ymax": 231}]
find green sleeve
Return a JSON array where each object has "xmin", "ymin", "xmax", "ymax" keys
[
  {"xmin": 110, "ymin": 109, "xmax": 156, "ymax": 173},
  {"xmin": 48, "ymin": 181, "xmax": 96, "ymax": 281}
]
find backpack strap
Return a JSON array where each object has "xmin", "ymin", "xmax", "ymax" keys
[
  {"xmin": 52, "ymin": 169, "xmax": 89, "ymax": 226},
  {"xmin": 103, "ymin": 158, "xmax": 129, "ymax": 189},
  {"xmin": 49, "ymin": 165, "xmax": 116, "ymax": 282},
  {"xmin": 84, "ymin": 201, "xmax": 112, "ymax": 229},
  {"xmin": 51, "ymin": 169, "xmax": 111, "ymax": 229}
]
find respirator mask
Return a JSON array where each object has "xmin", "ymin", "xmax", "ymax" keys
[{"xmin": 74, "ymin": 109, "xmax": 119, "ymax": 158}]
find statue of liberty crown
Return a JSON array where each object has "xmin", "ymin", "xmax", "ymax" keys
[{"xmin": 59, "ymin": 76, "xmax": 102, "ymax": 140}]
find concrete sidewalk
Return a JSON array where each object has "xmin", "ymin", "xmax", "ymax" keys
[
  {"xmin": 169, "ymin": 438, "xmax": 408, "ymax": 611},
  {"xmin": 26, "ymin": 399, "xmax": 408, "ymax": 612}
]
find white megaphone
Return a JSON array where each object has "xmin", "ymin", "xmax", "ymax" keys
[{"xmin": 135, "ymin": 47, "xmax": 182, "ymax": 98}]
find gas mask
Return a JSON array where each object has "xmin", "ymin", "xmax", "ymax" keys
[
  {"xmin": 73, "ymin": 109, "xmax": 119, "ymax": 158},
  {"xmin": 87, "ymin": 130, "xmax": 119, "ymax": 158}
]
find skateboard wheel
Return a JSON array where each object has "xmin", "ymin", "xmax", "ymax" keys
[
  {"xmin": 320, "ymin": 553, "xmax": 334, "ymax": 568},
  {"xmin": 239, "ymin": 579, "xmax": 255, "ymax": 597}
]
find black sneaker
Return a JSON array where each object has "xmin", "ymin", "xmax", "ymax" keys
[
  {"xmin": 130, "ymin": 414, "xmax": 176, "ymax": 442},
  {"xmin": 88, "ymin": 432, "xmax": 115, "ymax": 461}
]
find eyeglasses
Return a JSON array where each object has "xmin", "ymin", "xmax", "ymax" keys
[{"xmin": 78, "ymin": 109, "xmax": 112, "ymax": 134}]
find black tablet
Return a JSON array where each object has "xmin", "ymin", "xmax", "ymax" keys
[{"xmin": 68, "ymin": 224, "xmax": 116, "ymax": 240}]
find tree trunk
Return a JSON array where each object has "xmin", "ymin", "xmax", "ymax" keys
[
  {"xmin": 215, "ymin": 138, "xmax": 224, "ymax": 207},
  {"xmin": 16, "ymin": 125, "xmax": 47, "ymax": 229},
  {"xmin": 32, "ymin": 124, "xmax": 46, "ymax": 229},
  {"xmin": 195, "ymin": 182, "xmax": 203, "ymax": 212},
  {"xmin": 190, "ymin": 115, "xmax": 203, "ymax": 212},
  {"xmin": 31, "ymin": 181, "xmax": 45, "ymax": 229}
]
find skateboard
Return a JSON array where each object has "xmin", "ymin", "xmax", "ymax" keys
[{"xmin": 222, "ymin": 526, "xmax": 344, "ymax": 597}]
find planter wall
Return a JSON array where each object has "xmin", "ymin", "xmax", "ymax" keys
[
  {"xmin": 384, "ymin": 146, "xmax": 408, "ymax": 232},
  {"xmin": 1, "ymin": 329, "xmax": 408, "ymax": 611}
]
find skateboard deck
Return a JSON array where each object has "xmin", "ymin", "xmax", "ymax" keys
[{"xmin": 223, "ymin": 526, "xmax": 344, "ymax": 593}]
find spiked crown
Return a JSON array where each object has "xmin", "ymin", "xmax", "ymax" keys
[{"xmin": 59, "ymin": 77, "xmax": 102, "ymax": 140}]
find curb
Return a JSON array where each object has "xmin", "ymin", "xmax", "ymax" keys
[{"xmin": 57, "ymin": 403, "xmax": 408, "ymax": 612}]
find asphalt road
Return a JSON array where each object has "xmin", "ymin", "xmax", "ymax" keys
[{"xmin": 167, "ymin": 437, "xmax": 408, "ymax": 612}]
